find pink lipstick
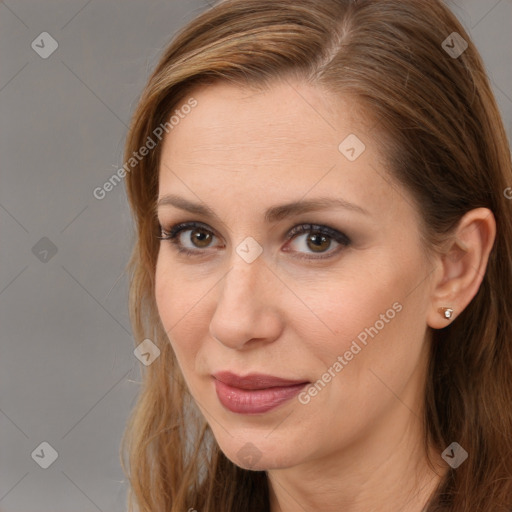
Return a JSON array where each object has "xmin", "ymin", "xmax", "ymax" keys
[{"xmin": 213, "ymin": 371, "xmax": 309, "ymax": 414}]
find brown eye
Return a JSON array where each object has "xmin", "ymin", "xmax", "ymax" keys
[
  {"xmin": 286, "ymin": 224, "xmax": 350, "ymax": 260},
  {"xmin": 305, "ymin": 233, "xmax": 332, "ymax": 253},
  {"xmin": 189, "ymin": 228, "xmax": 213, "ymax": 248},
  {"xmin": 158, "ymin": 221, "xmax": 350, "ymax": 261},
  {"xmin": 157, "ymin": 221, "xmax": 220, "ymax": 255}
]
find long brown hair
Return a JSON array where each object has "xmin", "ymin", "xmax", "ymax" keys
[{"xmin": 120, "ymin": 1, "xmax": 512, "ymax": 510}]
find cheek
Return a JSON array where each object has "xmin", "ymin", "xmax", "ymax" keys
[
  {"xmin": 293, "ymin": 249, "xmax": 429, "ymax": 369},
  {"xmin": 154, "ymin": 257, "xmax": 206, "ymax": 366},
  {"xmin": 154, "ymin": 258, "xmax": 176, "ymax": 332}
]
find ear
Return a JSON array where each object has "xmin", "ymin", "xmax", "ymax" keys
[{"xmin": 427, "ymin": 207, "xmax": 496, "ymax": 329}]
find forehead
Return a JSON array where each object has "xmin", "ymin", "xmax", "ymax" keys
[
  {"xmin": 163, "ymin": 80, "xmax": 370, "ymax": 164},
  {"xmin": 157, "ymin": 80, "xmax": 412, "ymax": 226}
]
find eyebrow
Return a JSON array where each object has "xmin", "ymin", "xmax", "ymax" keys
[{"xmin": 156, "ymin": 194, "xmax": 369, "ymax": 223}]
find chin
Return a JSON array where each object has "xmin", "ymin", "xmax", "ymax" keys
[{"xmin": 214, "ymin": 430, "xmax": 306, "ymax": 471}]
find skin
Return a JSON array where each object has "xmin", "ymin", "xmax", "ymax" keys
[{"xmin": 154, "ymin": 80, "xmax": 495, "ymax": 512}]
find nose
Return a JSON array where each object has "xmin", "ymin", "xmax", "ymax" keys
[{"xmin": 208, "ymin": 254, "xmax": 283, "ymax": 350}]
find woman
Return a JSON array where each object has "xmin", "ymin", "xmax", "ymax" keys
[{"xmin": 120, "ymin": 0, "xmax": 512, "ymax": 510}]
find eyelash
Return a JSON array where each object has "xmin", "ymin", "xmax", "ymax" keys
[{"xmin": 157, "ymin": 221, "xmax": 351, "ymax": 261}]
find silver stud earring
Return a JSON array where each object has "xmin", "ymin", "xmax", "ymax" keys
[{"xmin": 438, "ymin": 307, "xmax": 454, "ymax": 320}]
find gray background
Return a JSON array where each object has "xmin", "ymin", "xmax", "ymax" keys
[{"xmin": 0, "ymin": 1, "xmax": 510, "ymax": 511}]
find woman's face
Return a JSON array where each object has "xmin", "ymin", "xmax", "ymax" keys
[{"xmin": 155, "ymin": 80, "xmax": 437, "ymax": 471}]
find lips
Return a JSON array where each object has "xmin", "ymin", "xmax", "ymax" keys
[{"xmin": 212, "ymin": 371, "xmax": 309, "ymax": 414}]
